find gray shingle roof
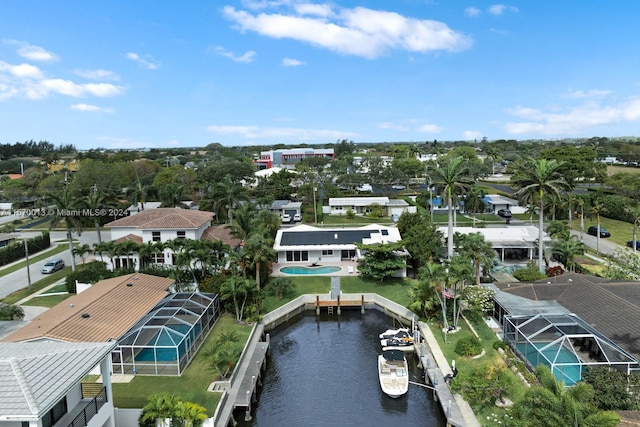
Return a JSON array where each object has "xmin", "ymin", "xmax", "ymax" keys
[{"xmin": 0, "ymin": 340, "xmax": 116, "ymax": 418}]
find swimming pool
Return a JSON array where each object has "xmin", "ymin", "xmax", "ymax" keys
[{"xmin": 280, "ymin": 265, "xmax": 342, "ymax": 275}]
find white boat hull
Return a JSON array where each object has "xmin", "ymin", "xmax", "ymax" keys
[
  {"xmin": 382, "ymin": 344, "xmax": 415, "ymax": 353},
  {"xmin": 378, "ymin": 352, "xmax": 409, "ymax": 398}
]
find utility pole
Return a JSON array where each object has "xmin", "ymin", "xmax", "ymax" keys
[{"xmin": 24, "ymin": 238, "xmax": 31, "ymax": 290}]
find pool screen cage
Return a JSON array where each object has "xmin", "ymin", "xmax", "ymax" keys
[
  {"xmin": 504, "ymin": 313, "xmax": 639, "ymax": 386},
  {"xmin": 112, "ymin": 292, "xmax": 220, "ymax": 376}
]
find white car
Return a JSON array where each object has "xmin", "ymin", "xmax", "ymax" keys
[
  {"xmin": 282, "ymin": 214, "xmax": 291, "ymax": 223},
  {"xmin": 293, "ymin": 213, "xmax": 302, "ymax": 222}
]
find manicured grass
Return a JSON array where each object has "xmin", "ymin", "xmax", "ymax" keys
[
  {"xmin": 579, "ymin": 217, "xmax": 638, "ymax": 247},
  {"xmin": 607, "ymin": 165, "xmax": 640, "ymax": 175},
  {"xmin": 22, "ymin": 293, "xmax": 70, "ymax": 307},
  {"xmin": 112, "ymin": 314, "xmax": 253, "ymax": 415},
  {"xmin": 1, "ymin": 266, "xmax": 71, "ymax": 304},
  {"xmin": 0, "ymin": 244, "xmax": 67, "ymax": 278}
]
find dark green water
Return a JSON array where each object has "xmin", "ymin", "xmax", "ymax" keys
[{"xmin": 235, "ymin": 309, "xmax": 446, "ymax": 426}]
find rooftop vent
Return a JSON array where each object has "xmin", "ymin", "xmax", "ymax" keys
[
  {"xmin": 334, "ymin": 233, "xmax": 338, "ymax": 240},
  {"xmin": 81, "ymin": 313, "xmax": 90, "ymax": 318},
  {"xmin": 127, "ymin": 283, "xmax": 133, "ymax": 287}
]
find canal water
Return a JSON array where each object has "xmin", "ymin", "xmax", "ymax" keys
[{"xmin": 235, "ymin": 309, "xmax": 446, "ymax": 426}]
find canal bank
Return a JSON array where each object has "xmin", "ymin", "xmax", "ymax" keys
[{"xmin": 212, "ymin": 293, "xmax": 479, "ymax": 427}]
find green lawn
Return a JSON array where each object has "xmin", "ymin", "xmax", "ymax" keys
[
  {"xmin": 22, "ymin": 293, "xmax": 70, "ymax": 307},
  {"xmin": 1, "ymin": 266, "xmax": 71, "ymax": 304},
  {"xmin": 578, "ymin": 216, "xmax": 638, "ymax": 247},
  {"xmin": 112, "ymin": 314, "xmax": 252, "ymax": 415}
]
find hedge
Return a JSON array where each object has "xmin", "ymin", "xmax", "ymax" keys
[{"xmin": 0, "ymin": 232, "xmax": 50, "ymax": 267}]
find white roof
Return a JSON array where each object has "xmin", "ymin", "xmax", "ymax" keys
[
  {"xmin": 329, "ymin": 197, "xmax": 389, "ymax": 206},
  {"xmin": 438, "ymin": 226, "xmax": 549, "ymax": 246},
  {"xmin": 0, "ymin": 340, "xmax": 116, "ymax": 419},
  {"xmin": 484, "ymin": 194, "xmax": 519, "ymax": 206}
]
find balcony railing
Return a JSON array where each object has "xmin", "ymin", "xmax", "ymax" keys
[{"xmin": 67, "ymin": 387, "xmax": 107, "ymax": 427}]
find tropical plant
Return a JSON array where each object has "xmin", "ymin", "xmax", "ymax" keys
[
  {"xmin": 589, "ymin": 200, "xmax": 607, "ymax": 254},
  {"xmin": 429, "ymin": 156, "xmax": 473, "ymax": 259},
  {"xmin": 49, "ymin": 185, "xmax": 84, "ymax": 272},
  {"xmin": 551, "ymin": 236, "xmax": 585, "ymax": 272},
  {"xmin": 510, "ymin": 365, "xmax": 620, "ymax": 427},
  {"xmin": 624, "ymin": 204, "xmax": 640, "ymax": 252},
  {"xmin": 219, "ymin": 276, "xmax": 256, "ymax": 322},
  {"xmin": 0, "ymin": 303, "xmax": 25, "ymax": 320},
  {"xmin": 462, "ymin": 186, "xmax": 486, "ymax": 227},
  {"xmin": 355, "ymin": 242, "xmax": 407, "ymax": 282},
  {"xmin": 512, "ymin": 158, "xmax": 569, "ymax": 272},
  {"xmin": 453, "ymin": 232, "xmax": 496, "ymax": 286},
  {"xmin": 72, "ymin": 243, "xmax": 92, "ymax": 269},
  {"xmin": 243, "ymin": 233, "xmax": 276, "ymax": 292},
  {"xmin": 207, "ymin": 175, "xmax": 248, "ymax": 225},
  {"xmin": 411, "ymin": 262, "xmax": 449, "ymax": 328}
]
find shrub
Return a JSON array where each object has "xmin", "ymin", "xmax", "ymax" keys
[
  {"xmin": 513, "ymin": 261, "xmax": 546, "ymax": 281},
  {"xmin": 493, "ymin": 339, "xmax": 509, "ymax": 351},
  {"xmin": 264, "ymin": 277, "xmax": 295, "ymax": 299},
  {"xmin": 455, "ymin": 336, "xmax": 483, "ymax": 357}
]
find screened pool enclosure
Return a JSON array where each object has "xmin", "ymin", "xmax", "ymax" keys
[
  {"xmin": 112, "ymin": 292, "xmax": 220, "ymax": 375},
  {"xmin": 504, "ymin": 313, "xmax": 639, "ymax": 386}
]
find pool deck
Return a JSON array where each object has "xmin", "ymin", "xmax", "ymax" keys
[{"xmin": 271, "ymin": 260, "xmax": 360, "ymax": 276}]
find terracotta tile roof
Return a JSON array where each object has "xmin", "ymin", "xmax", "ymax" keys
[
  {"xmin": 496, "ymin": 272, "xmax": 640, "ymax": 359},
  {"xmin": 2, "ymin": 273, "xmax": 174, "ymax": 343},
  {"xmin": 201, "ymin": 224, "xmax": 241, "ymax": 248},
  {"xmin": 113, "ymin": 233, "xmax": 143, "ymax": 244},
  {"xmin": 105, "ymin": 208, "xmax": 214, "ymax": 229}
]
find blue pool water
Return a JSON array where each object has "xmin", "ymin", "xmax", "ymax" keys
[
  {"xmin": 280, "ymin": 265, "xmax": 342, "ymax": 275},
  {"xmin": 516, "ymin": 342, "xmax": 582, "ymax": 386}
]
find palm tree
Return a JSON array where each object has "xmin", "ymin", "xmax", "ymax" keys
[
  {"xmin": 0, "ymin": 303, "xmax": 25, "ymax": 320},
  {"xmin": 139, "ymin": 392, "xmax": 181, "ymax": 427},
  {"xmin": 590, "ymin": 200, "xmax": 607, "ymax": 254},
  {"xmin": 84, "ymin": 188, "xmax": 109, "ymax": 244},
  {"xmin": 429, "ymin": 157, "xmax": 473, "ymax": 259},
  {"xmin": 511, "ymin": 365, "xmax": 620, "ymax": 427},
  {"xmin": 128, "ymin": 178, "xmax": 148, "ymax": 211},
  {"xmin": 512, "ymin": 158, "xmax": 569, "ymax": 272},
  {"xmin": 414, "ymin": 262, "xmax": 449, "ymax": 329},
  {"xmin": 49, "ymin": 186, "xmax": 84, "ymax": 272},
  {"xmin": 227, "ymin": 202, "xmax": 257, "ymax": 241},
  {"xmin": 174, "ymin": 401, "xmax": 207, "ymax": 427},
  {"xmin": 462, "ymin": 186, "xmax": 486, "ymax": 228},
  {"xmin": 208, "ymin": 175, "xmax": 248, "ymax": 225},
  {"xmin": 243, "ymin": 234, "xmax": 276, "ymax": 292},
  {"xmin": 454, "ymin": 232, "xmax": 496, "ymax": 286},
  {"xmin": 220, "ymin": 276, "xmax": 255, "ymax": 322},
  {"xmin": 159, "ymin": 181, "xmax": 186, "ymax": 208},
  {"xmin": 551, "ymin": 235, "xmax": 585, "ymax": 272},
  {"xmin": 115, "ymin": 240, "xmax": 140, "ymax": 270},
  {"xmin": 576, "ymin": 197, "xmax": 586, "ymax": 241},
  {"xmin": 72, "ymin": 243, "xmax": 92, "ymax": 268},
  {"xmin": 625, "ymin": 204, "xmax": 640, "ymax": 253}
]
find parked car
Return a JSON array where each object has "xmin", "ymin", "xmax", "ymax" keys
[
  {"xmin": 587, "ymin": 226, "xmax": 611, "ymax": 238},
  {"xmin": 391, "ymin": 184, "xmax": 406, "ymax": 190},
  {"xmin": 627, "ymin": 240, "xmax": 640, "ymax": 249},
  {"xmin": 281, "ymin": 214, "xmax": 291, "ymax": 223},
  {"xmin": 497, "ymin": 209, "xmax": 512, "ymax": 218},
  {"xmin": 293, "ymin": 213, "xmax": 302, "ymax": 222},
  {"xmin": 41, "ymin": 258, "xmax": 65, "ymax": 274}
]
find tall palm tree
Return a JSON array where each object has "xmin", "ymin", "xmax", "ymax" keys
[
  {"xmin": 590, "ymin": 201, "xmax": 607, "ymax": 254},
  {"xmin": 243, "ymin": 234, "xmax": 276, "ymax": 292},
  {"xmin": 227, "ymin": 202, "xmax": 257, "ymax": 241},
  {"xmin": 625, "ymin": 204, "xmax": 640, "ymax": 253},
  {"xmin": 220, "ymin": 276, "xmax": 255, "ymax": 322},
  {"xmin": 414, "ymin": 262, "xmax": 449, "ymax": 329},
  {"xmin": 49, "ymin": 186, "xmax": 84, "ymax": 272},
  {"xmin": 512, "ymin": 158, "xmax": 568, "ymax": 272},
  {"xmin": 208, "ymin": 175, "xmax": 248, "ymax": 225},
  {"xmin": 462, "ymin": 186, "xmax": 486, "ymax": 228},
  {"xmin": 429, "ymin": 157, "xmax": 473, "ymax": 259},
  {"xmin": 84, "ymin": 189, "xmax": 109, "ymax": 245},
  {"xmin": 454, "ymin": 232, "xmax": 496, "ymax": 286},
  {"xmin": 159, "ymin": 182, "xmax": 186, "ymax": 208}
]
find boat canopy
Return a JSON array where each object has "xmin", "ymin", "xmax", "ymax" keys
[{"xmin": 382, "ymin": 349, "xmax": 405, "ymax": 361}]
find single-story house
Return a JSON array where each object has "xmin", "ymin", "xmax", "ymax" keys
[
  {"xmin": 438, "ymin": 225, "xmax": 550, "ymax": 262},
  {"xmin": 274, "ymin": 223, "xmax": 406, "ymax": 276},
  {"xmin": 265, "ymin": 200, "xmax": 302, "ymax": 218},
  {"xmin": 0, "ymin": 340, "xmax": 117, "ymax": 427},
  {"xmin": 325, "ymin": 197, "xmax": 414, "ymax": 218},
  {"xmin": 483, "ymin": 194, "xmax": 525, "ymax": 215},
  {"xmin": 0, "ymin": 233, "xmax": 18, "ymax": 248}
]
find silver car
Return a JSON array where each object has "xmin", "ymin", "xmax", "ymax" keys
[{"xmin": 41, "ymin": 258, "xmax": 65, "ymax": 274}]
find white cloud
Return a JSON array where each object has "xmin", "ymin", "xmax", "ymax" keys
[
  {"xmin": 465, "ymin": 7, "xmax": 481, "ymax": 17},
  {"xmin": 222, "ymin": 5, "xmax": 472, "ymax": 59},
  {"xmin": 566, "ymin": 89, "xmax": 611, "ymax": 99},
  {"xmin": 503, "ymin": 99, "xmax": 640, "ymax": 135},
  {"xmin": 0, "ymin": 62, "xmax": 43, "ymax": 79},
  {"xmin": 418, "ymin": 123, "xmax": 443, "ymax": 133},
  {"xmin": 74, "ymin": 69, "xmax": 120, "ymax": 81},
  {"xmin": 125, "ymin": 52, "xmax": 161, "ymax": 69},
  {"xmin": 17, "ymin": 44, "xmax": 58, "ymax": 61},
  {"xmin": 294, "ymin": 3, "xmax": 334, "ymax": 17},
  {"xmin": 282, "ymin": 57, "xmax": 304, "ymax": 66},
  {"xmin": 207, "ymin": 124, "xmax": 359, "ymax": 141},
  {"xmin": 40, "ymin": 79, "xmax": 124, "ymax": 97},
  {"xmin": 462, "ymin": 131, "xmax": 483, "ymax": 140},
  {"xmin": 211, "ymin": 46, "xmax": 257, "ymax": 63},
  {"xmin": 378, "ymin": 122, "xmax": 408, "ymax": 131},
  {"xmin": 71, "ymin": 103, "xmax": 114, "ymax": 113},
  {"xmin": 488, "ymin": 4, "xmax": 519, "ymax": 16}
]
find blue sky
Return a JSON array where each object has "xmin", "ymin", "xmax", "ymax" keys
[{"xmin": 1, "ymin": 1, "xmax": 640, "ymax": 150}]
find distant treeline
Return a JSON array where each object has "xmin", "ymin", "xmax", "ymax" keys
[{"xmin": 0, "ymin": 140, "xmax": 75, "ymax": 159}]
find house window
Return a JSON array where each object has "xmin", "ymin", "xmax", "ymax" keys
[
  {"xmin": 152, "ymin": 231, "xmax": 161, "ymax": 242},
  {"xmin": 341, "ymin": 249, "xmax": 356, "ymax": 260},
  {"xmin": 322, "ymin": 250, "xmax": 333, "ymax": 256},
  {"xmin": 42, "ymin": 397, "xmax": 67, "ymax": 427},
  {"xmin": 151, "ymin": 253, "xmax": 165, "ymax": 264},
  {"xmin": 285, "ymin": 251, "xmax": 309, "ymax": 262},
  {"xmin": 177, "ymin": 231, "xmax": 186, "ymax": 239}
]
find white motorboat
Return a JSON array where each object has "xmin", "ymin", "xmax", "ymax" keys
[{"xmin": 378, "ymin": 349, "xmax": 409, "ymax": 398}]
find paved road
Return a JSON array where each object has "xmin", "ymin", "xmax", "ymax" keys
[{"xmin": 0, "ymin": 230, "xmax": 108, "ymax": 300}]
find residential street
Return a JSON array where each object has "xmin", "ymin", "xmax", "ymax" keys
[{"xmin": 0, "ymin": 230, "xmax": 108, "ymax": 300}]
